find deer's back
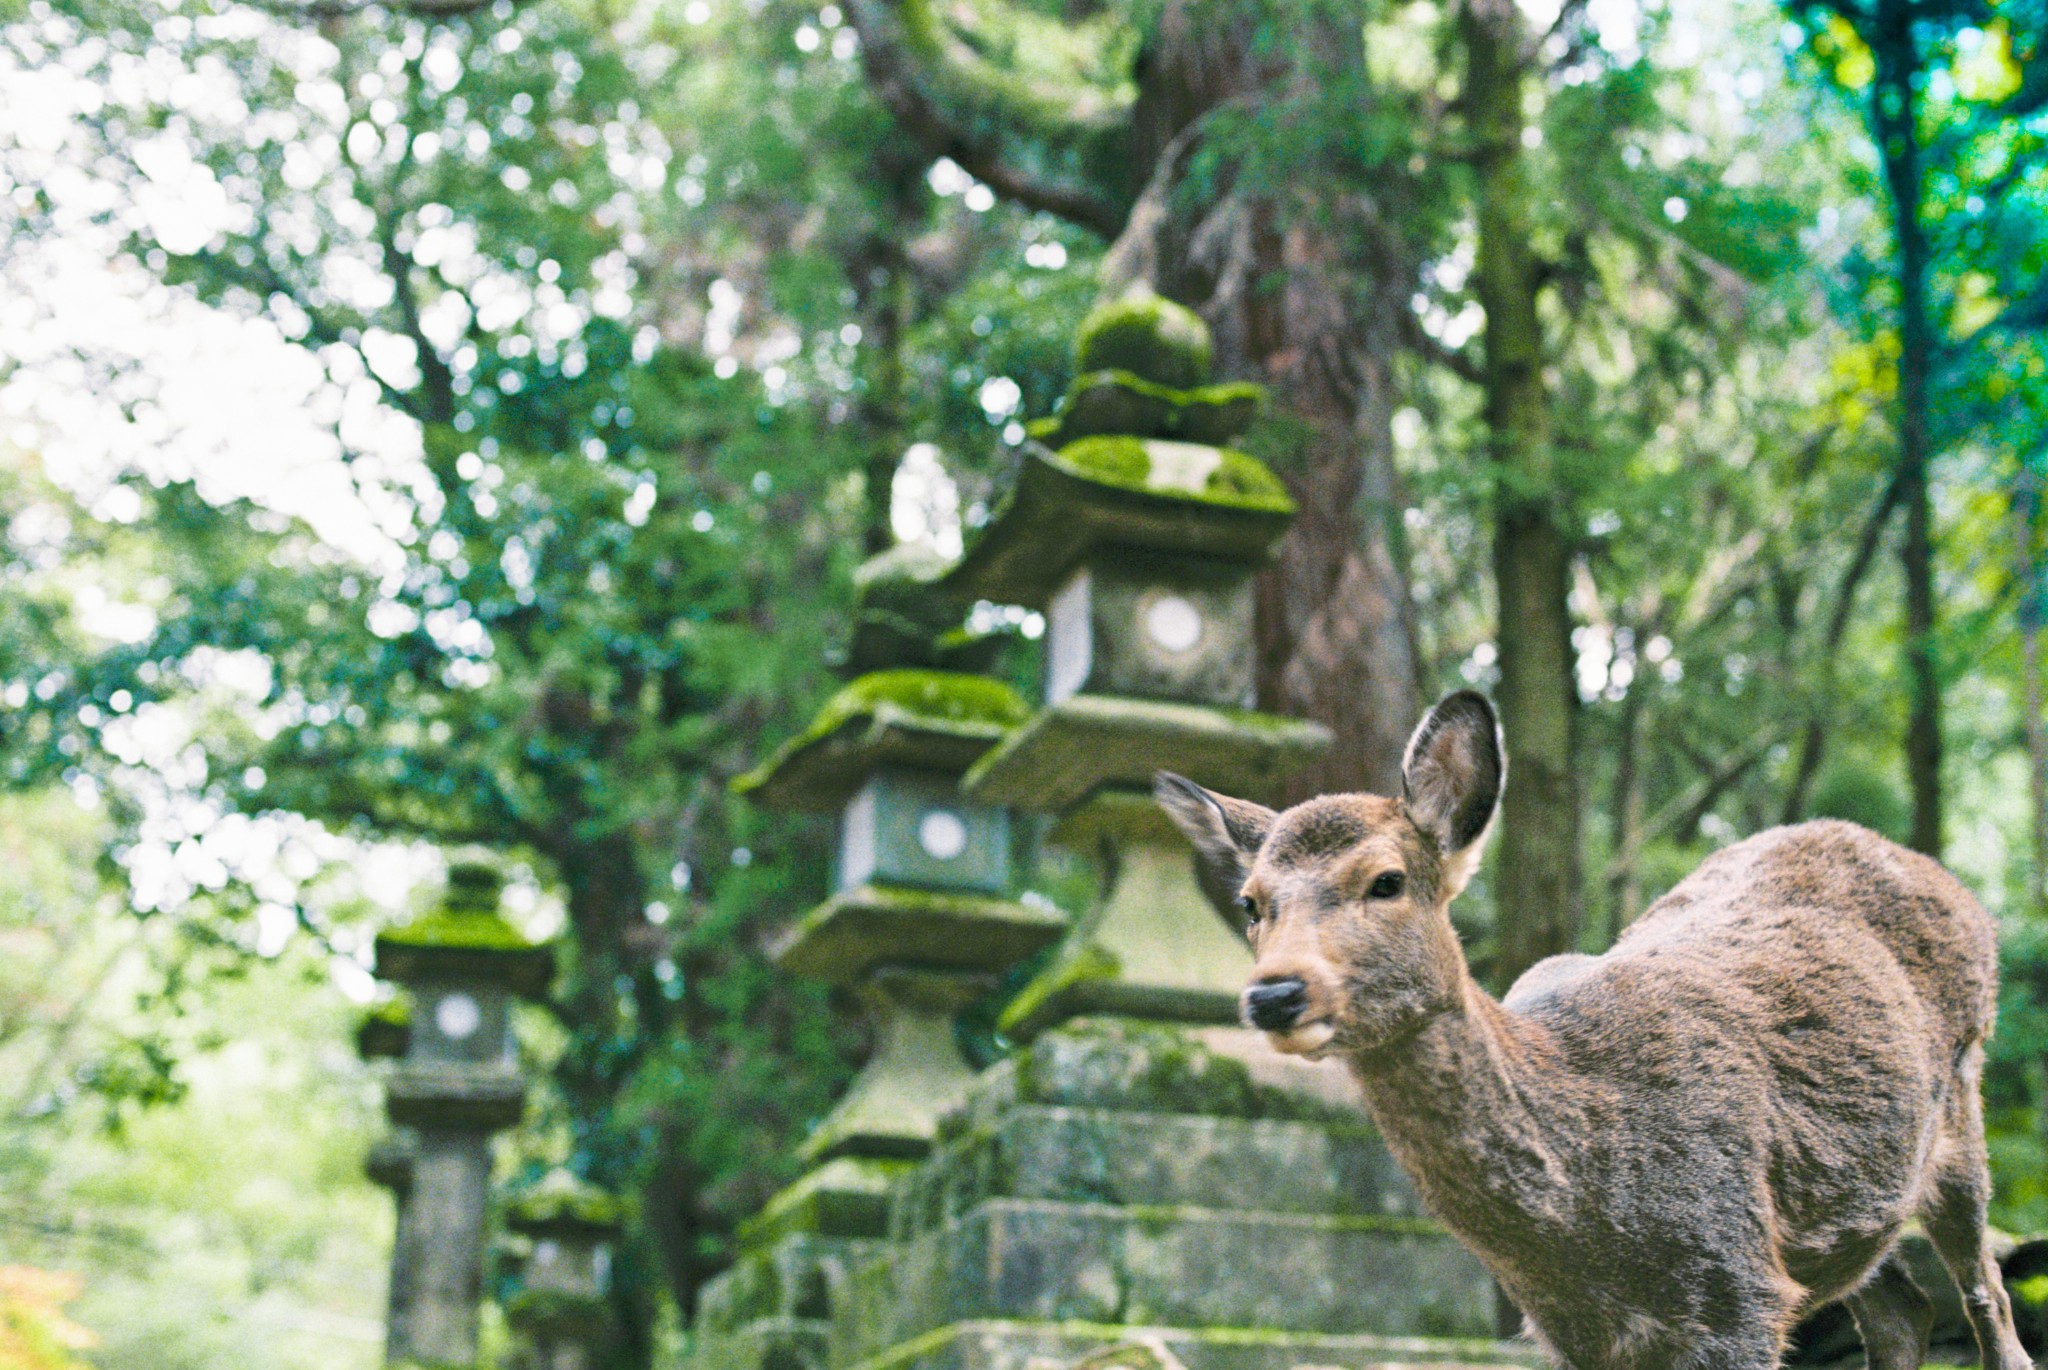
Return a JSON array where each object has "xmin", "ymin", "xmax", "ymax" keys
[
  {"xmin": 1600, "ymin": 819, "xmax": 1998, "ymax": 1051},
  {"xmin": 1501, "ymin": 820, "xmax": 1998, "ymax": 1301}
]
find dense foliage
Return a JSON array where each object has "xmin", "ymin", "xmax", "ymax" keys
[{"xmin": 1, "ymin": 0, "xmax": 2045, "ymax": 1363}]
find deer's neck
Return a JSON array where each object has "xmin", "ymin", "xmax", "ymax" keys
[{"xmin": 1344, "ymin": 975, "xmax": 1575, "ymax": 1251}]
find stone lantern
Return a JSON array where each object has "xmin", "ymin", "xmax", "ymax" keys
[
  {"xmin": 373, "ymin": 861, "xmax": 553, "ymax": 1369},
  {"xmin": 948, "ymin": 291, "xmax": 1330, "ymax": 1040},
  {"xmin": 504, "ymin": 1170, "xmax": 624, "ymax": 1370},
  {"xmin": 689, "ymin": 576, "xmax": 1064, "ymax": 1370},
  {"xmin": 731, "ymin": 665, "xmax": 1065, "ymax": 1167}
]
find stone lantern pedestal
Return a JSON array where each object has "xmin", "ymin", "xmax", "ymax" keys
[
  {"xmin": 373, "ymin": 862, "xmax": 552, "ymax": 1369},
  {"xmin": 504, "ymin": 1171, "xmax": 624, "ymax": 1370}
]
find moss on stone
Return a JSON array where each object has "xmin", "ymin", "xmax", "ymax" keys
[
  {"xmin": 379, "ymin": 908, "xmax": 534, "ymax": 952},
  {"xmin": 507, "ymin": 1169, "xmax": 625, "ymax": 1231},
  {"xmin": 504, "ymin": 1288, "xmax": 609, "ymax": 1334},
  {"xmin": 1051, "ymin": 438, "xmax": 1293, "ymax": 515},
  {"xmin": 1075, "ymin": 292, "xmax": 1213, "ymax": 389},
  {"xmin": 355, "ymin": 995, "xmax": 413, "ymax": 1059},
  {"xmin": 733, "ymin": 670, "xmax": 1030, "ymax": 797},
  {"xmin": 2015, "ymin": 1273, "xmax": 2048, "ymax": 1307},
  {"xmin": 1048, "ymin": 369, "xmax": 1265, "ymax": 447},
  {"xmin": 998, "ymin": 942, "xmax": 1122, "ymax": 1044}
]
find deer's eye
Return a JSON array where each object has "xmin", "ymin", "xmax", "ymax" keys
[
  {"xmin": 1368, "ymin": 871, "xmax": 1405, "ymax": 900},
  {"xmin": 1237, "ymin": 894, "xmax": 1261, "ymax": 925}
]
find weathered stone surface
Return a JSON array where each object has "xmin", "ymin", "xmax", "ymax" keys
[
  {"xmin": 1044, "ymin": 556, "xmax": 1257, "ymax": 710},
  {"xmin": 835, "ymin": 771, "xmax": 1015, "ymax": 898},
  {"xmin": 893, "ymin": 1105, "xmax": 1420, "ymax": 1239},
  {"xmin": 833, "ymin": 1198, "xmax": 1500, "ymax": 1366},
  {"xmin": 962, "ymin": 698, "xmax": 1328, "ymax": 813},
  {"xmin": 738, "ymin": 1157, "xmax": 918, "ymax": 1249},
  {"xmin": 773, "ymin": 886, "xmax": 1067, "ymax": 987},
  {"xmin": 994, "ymin": 795, "xmax": 1254, "ymax": 1042},
  {"xmin": 385, "ymin": 1063, "xmax": 526, "ymax": 1130},
  {"xmin": 388, "ymin": 1125, "xmax": 495, "ymax": 1366},
  {"xmin": 735, "ymin": 673, "xmax": 1027, "ymax": 813},
  {"xmin": 949, "ymin": 1021, "xmax": 1364, "ymax": 1135},
  {"xmin": 837, "ymin": 1320, "xmax": 1541, "ymax": 1370},
  {"xmin": 697, "ymin": 1233, "xmax": 892, "ymax": 1336},
  {"xmin": 1038, "ymin": 373, "xmax": 1263, "ymax": 449},
  {"xmin": 799, "ymin": 970, "xmax": 997, "ymax": 1164}
]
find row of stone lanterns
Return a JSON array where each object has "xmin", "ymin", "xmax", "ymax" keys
[
  {"xmin": 356, "ymin": 863, "xmax": 622, "ymax": 1370},
  {"xmin": 695, "ymin": 290, "xmax": 1522, "ymax": 1370}
]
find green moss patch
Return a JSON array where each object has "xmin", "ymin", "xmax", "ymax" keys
[
  {"xmin": 507, "ymin": 1170, "xmax": 625, "ymax": 1231},
  {"xmin": 504, "ymin": 1288, "xmax": 609, "ymax": 1334},
  {"xmin": 1076, "ymin": 292, "xmax": 1213, "ymax": 389},
  {"xmin": 1052, "ymin": 438, "xmax": 1293, "ymax": 515},
  {"xmin": 733, "ymin": 670, "xmax": 1029, "ymax": 797},
  {"xmin": 379, "ymin": 908, "xmax": 535, "ymax": 952},
  {"xmin": 1047, "ymin": 369, "xmax": 1264, "ymax": 447}
]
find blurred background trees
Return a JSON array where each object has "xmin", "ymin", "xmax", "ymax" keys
[{"xmin": 0, "ymin": 0, "xmax": 2045, "ymax": 1364}]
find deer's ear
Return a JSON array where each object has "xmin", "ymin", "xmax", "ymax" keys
[
  {"xmin": 1401, "ymin": 691, "xmax": 1504, "ymax": 897},
  {"xmin": 1154, "ymin": 772, "xmax": 1276, "ymax": 922}
]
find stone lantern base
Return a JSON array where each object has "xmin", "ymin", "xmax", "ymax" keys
[{"xmin": 824, "ymin": 1019, "xmax": 1538, "ymax": 1370}]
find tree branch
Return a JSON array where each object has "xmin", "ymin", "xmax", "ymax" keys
[{"xmin": 843, "ymin": 0, "xmax": 1134, "ymax": 237}]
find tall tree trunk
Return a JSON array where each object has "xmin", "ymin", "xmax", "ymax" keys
[
  {"xmin": 1116, "ymin": 2, "xmax": 1422, "ymax": 799},
  {"xmin": 1460, "ymin": 0, "xmax": 1581, "ymax": 989},
  {"xmin": 2018, "ymin": 454, "xmax": 2048, "ymax": 914},
  {"xmin": 855, "ymin": 157, "xmax": 924, "ymax": 555},
  {"xmin": 1871, "ymin": 1, "xmax": 1944, "ymax": 857}
]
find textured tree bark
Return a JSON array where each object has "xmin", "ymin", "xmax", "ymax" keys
[
  {"xmin": 1870, "ymin": 1, "xmax": 1944, "ymax": 858},
  {"xmin": 849, "ymin": 0, "xmax": 1424, "ymax": 799},
  {"xmin": 1460, "ymin": 0, "xmax": 1582, "ymax": 989},
  {"xmin": 2017, "ymin": 458, "xmax": 2048, "ymax": 913},
  {"xmin": 1112, "ymin": 2, "xmax": 1422, "ymax": 799}
]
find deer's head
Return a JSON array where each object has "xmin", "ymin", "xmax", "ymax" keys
[{"xmin": 1156, "ymin": 691, "xmax": 1504, "ymax": 1058}]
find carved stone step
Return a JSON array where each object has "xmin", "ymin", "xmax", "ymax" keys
[
  {"xmin": 834, "ymin": 1197, "xmax": 1500, "ymax": 1367},
  {"xmin": 894, "ymin": 1105, "xmax": 1421, "ymax": 1239}
]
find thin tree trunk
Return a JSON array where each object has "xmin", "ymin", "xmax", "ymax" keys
[
  {"xmin": 1781, "ymin": 473, "xmax": 1903, "ymax": 824},
  {"xmin": 1461, "ymin": 0, "xmax": 1581, "ymax": 988},
  {"xmin": 1871, "ymin": 1, "xmax": 1943, "ymax": 857},
  {"xmin": 855, "ymin": 159, "xmax": 923, "ymax": 556},
  {"xmin": 2017, "ymin": 455, "xmax": 2048, "ymax": 914},
  {"xmin": 1607, "ymin": 682, "xmax": 1646, "ymax": 940}
]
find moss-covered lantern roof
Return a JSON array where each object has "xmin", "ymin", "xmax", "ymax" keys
[
  {"xmin": 506, "ymin": 1168, "xmax": 625, "ymax": 1236},
  {"xmin": 731, "ymin": 669, "xmax": 1030, "ymax": 813},
  {"xmin": 372, "ymin": 862, "xmax": 555, "ymax": 997},
  {"xmin": 938, "ymin": 439, "xmax": 1295, "ymax": 609},
  {"xmin": 839, "ymin": 543, "xmax": 1002, "ymax": 677},
  {"xmin": 770, "ymin": 885, "xmax": 1066, "ymax": 987},
  {"xmin": 962, "ymin": 694, "xmax": 1331, "ymax": 812}
]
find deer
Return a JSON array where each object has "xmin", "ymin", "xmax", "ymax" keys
[{"xmin": 1156, "ymin": 690, "xmax": 2030, "ymax": 1370}]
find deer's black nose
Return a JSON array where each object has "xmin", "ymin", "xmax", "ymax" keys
[{"xmin": 1243, "ymin": 977, "xmax": 1308, "ymax": 1032}]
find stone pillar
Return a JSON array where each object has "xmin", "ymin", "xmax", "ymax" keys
[
  {"xmin": 372, "ymin": 862, "xmax": 553, "ymax": 1368},
  {"xmin": 504, "ymin": 1171, "xmax": 623, "ymax": 1370},
  {"xmin": 691, "ymin": 561, "xmax": 1064, "ymax": 1370},
  {"xmin": 356, "ymin": 998, "xmax": 417, "ymax": 1350}
]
